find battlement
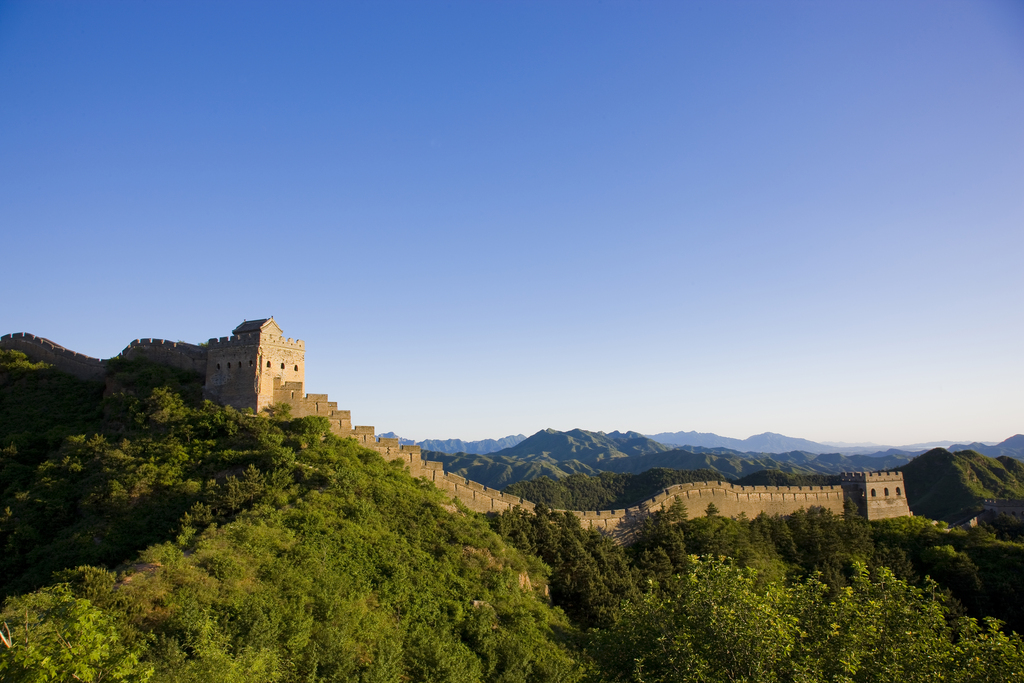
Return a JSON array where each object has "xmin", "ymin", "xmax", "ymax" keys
[
  {"xmin": 206, "ymin": 333, "xmax": 304, "ymax": 348},
  {"xmin": 2, "ymin": 333, "xmax": 105, "ymax": 363},
  {"xmin": 984, "ymin": 499, "xmax": 1024, "ymax": 506},
  {"xmin": 841, "ymin": 471, "xmax": 904, "ymax": 482},
  {"xmin": 1, "ymin": 332, "xmax": 107, "ymax": 381},
  {"xmin": 206, "ymin": 333, "xmax": 261, "ymax": 349},
  {"xmin": 124, "ymin": 338, "xmax": 207, "ymax": 358}
]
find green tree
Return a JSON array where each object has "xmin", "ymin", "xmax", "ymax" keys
[{"xmin": 0, "ymin": 585, "xmax": 151, "ymax": 683}]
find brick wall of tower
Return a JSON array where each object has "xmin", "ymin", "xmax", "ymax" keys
[
  {"xmin": 204, "ymin": 334, "xmax": 263, "ymax": 412},
  {"xmin": 840, "ymin": 471, "xmax": 910, "ymax": 520},
  {"xmin": 254, "ymin": 336, "xmax": 305, "ymax": 413}
]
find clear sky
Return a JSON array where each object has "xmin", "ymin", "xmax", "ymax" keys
[{"xmin": 2, "ymin": 1, "xmax": 1022, "ymax": 446}]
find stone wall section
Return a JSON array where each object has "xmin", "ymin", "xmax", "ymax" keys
[
  {"xmin": 121, "ymin": 339, "xmax": 208, "ymax": 375},
  {"xmin": 393, "ymin": 454, "xmax": 910, "ymax": 544},
  {"xmin": 0, "ymin": 333, "xmax": 107, "ymax": 381}
]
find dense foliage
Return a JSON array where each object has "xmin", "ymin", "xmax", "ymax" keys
[
  {"xmin": 492, "ymin": 499, "xmax": 1024, "ymax": 636},
  {"xmin": 589, "ymin": 558, "xmax": 1024, "ymax": 682},
  {"xmin": 1, "ymin": 351, "xmax": 575, "ymax": 682}
]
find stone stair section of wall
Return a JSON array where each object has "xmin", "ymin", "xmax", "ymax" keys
[
  {"xmin": 1, "ymin": 333, "xmax": 108, "ymax": 381},
  {"xmin": 120, "ymin": 339, "xmax": 209, "ymax": 375}
]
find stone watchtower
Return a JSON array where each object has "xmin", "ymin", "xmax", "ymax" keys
[
  {"xmin": 840, "ymin": 471, "xmax": 911, "ymax": 520},
  {"xmin": 204, "ymin": 318, "xmax": 306, "ymax": 414}
]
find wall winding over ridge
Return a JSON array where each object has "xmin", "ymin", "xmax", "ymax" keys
[
  {"xmin": 390, "ymin": 452, "xmax": 852, "ymax": 544},
  {"xmin": 0, "ymin": 333, "xmax": 107, "ymax": 381}
]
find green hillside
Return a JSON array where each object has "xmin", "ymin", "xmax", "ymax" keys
[
  {"xmin": 902, "ymin": 448, "xmax": 1024, "ymax": 522},
  {"xmin": 0, "ymin": 350, "xmax": 575, "ymax": 681},
  {"xmin": 0, "ymin": 349, "xmax": 105, "ymax": 459},
  {"xmin": 503, "ymin": 468, "xmax": 725, "ymax": 510}
]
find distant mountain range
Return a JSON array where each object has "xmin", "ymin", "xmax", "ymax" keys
[
  {"xmin": 422, "ymin": 428, "xmax": 920, "ymax": 489},
  {"xmin": 645, "ymin": 430, "xmax": 1010, "ymax": 456},
  {"xmin": 376, "ymin": 432, "xmax": 527, "ymax": 455},
  {"xmin": 380, "ymin": 429, "xmax": 1021, "ymax": 459}
]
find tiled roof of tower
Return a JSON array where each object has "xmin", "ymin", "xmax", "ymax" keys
[{"xmin": 233, "ymin": 318, "xmax": 272, "ymax": 335}]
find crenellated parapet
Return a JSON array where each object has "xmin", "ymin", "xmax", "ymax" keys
[
  {"xmin": 207, "ymin": 334, "xmax": 305, "ymax": 350},
  {"xmin": 0, "ymin": 332, "xmax": 107, "ymax": 381},
  {"xmin": 121, "ymin": 338, "xmax": 208, "ymax": 375}
]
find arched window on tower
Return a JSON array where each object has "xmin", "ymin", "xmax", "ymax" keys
[
  {"xmin": 884, "ymin": 488, "xmax": 890, "ymax": 496},
  {"xmin": 896, "ymin": 487, "xmax": 902, "ymax": 496},
  {"xmin": 871, "ymin": 489, "xmax": 877, "ymax": 497},
  {"xmin": 294, "ymin": 365, "xmax": 298, "ymax": 371},
  {"xmin": 267, "ymin": 361, "xmax": 271, "ymax": 368},
  {"xmin": 216, "ymin": 363, "xmax": 221, "ymax": 370},
  {"xmin": 280, "ymin": 362, "xmax": 285, "ymax": 369}
]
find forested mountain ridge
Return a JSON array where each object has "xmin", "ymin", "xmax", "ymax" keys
[{"xmin": 901, "ymin": 447, "xmax": 1024, "ymax": 522}]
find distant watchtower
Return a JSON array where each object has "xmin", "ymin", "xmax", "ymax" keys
[
  {"xmin": 204, "ymin": 318, "xmax": 306, "ymax": 414},
  {"xmin": 840, "ymin": 471, "xmax": 911, "ymax": 520}
]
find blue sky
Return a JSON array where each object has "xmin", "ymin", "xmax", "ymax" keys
[{"xmin": 2, "ymin": 1, "xmax": 1022, "ymax": 445}]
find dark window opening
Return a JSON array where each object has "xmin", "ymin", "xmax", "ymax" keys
[
  {"xmin": 884, "ymin": 488, "xmax": 889, "ymax": 496},
  {"xmin": 294, "ymin": 364, "xmax": 298, "ymax": 371},
  {"xmin": 267, "ymin": 361, "xmax": 271, "ymax": 368},
  {"xmin": 216, "ymin": 363, "xmax": 221, "ymax": 370},
  {"xmin": 871, "ymin": 489, "xmax": 877, "ymax": 497},
  {"xmin": 896, "ymin": 487, "xmax": 902, "ymax": 496},
  {"xmin": 280, "ymin": 362, "xmax": 285, "ymax": 369},
  {"xmin": 249, "ymin": 360, "xmax": 253, "ymax": 366},
  {"xmin": 227, "ymin": 363, "xmax": 231, "ymax": 369}
]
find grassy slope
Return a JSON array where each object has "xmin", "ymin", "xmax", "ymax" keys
[{"xmin": 901, "ymin": 448, "xmax": 1024, "ymax": 522}]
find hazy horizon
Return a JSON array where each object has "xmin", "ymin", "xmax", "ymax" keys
[{"xmin": 2, "ymin": 1, "xmax": 1022, "ymax": 444}]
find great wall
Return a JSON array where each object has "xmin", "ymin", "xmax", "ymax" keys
[{"xmin": 2, "ymin": 318, "xmax": 912, "ymax": 541}]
